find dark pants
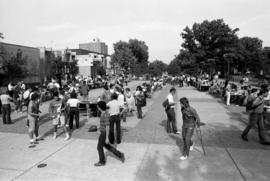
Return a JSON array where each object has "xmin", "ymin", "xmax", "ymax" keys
[
  {"xmin": 242, "ymin": 113, "xmax": 267, "ymax": 142},
  {"xmin": 179, "ymin": 81, "xmax": 183, "ymax": 87},
  {"xmin": 2, "ymin": 104, "xmax": 11, "ymax": 124},
  {"xmin": 69, "ymin": 107, "xmax": 79, "ymax": 129},
  {"xmin": 182, "ymin": 127, "xmax": 195, "ymax": 157},
  {"xmin": 14, "ymin": 99, "xmax": 22, "ymax": 112},
  {"xmin": 166, "ymin": 108, "xmax": 178, "ymax": 133},
  {"xmin": 97, "ymin": 131, "xmax": 123, "ymax": 164},
  {"xmin": 109, "ymin": 115, "xmax": 121, "ymax": 144},
  {"xmin": 136, "ymin": 105, "xmax": 142, "ymax": 119}
]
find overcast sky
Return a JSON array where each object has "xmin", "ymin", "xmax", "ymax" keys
[{"xmin": 1, "ymin": 0, "xmax": 270, "ymax": 63}]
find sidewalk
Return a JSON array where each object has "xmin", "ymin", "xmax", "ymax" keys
[{"xmin": 1, "ymin": 86, "xmax": 270, "ymax": 180}]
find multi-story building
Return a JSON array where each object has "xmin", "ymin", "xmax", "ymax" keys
[
  {"xmin": 70, "ymin": 49, "xmax": 111, "ymax": 77},
  {"xmin": 0, "ymin": 42, "xmax": 40, "ymax": 84},
  {"xmin": 79, "ymin": 37, "xmax": 108, "ymax": 55}
]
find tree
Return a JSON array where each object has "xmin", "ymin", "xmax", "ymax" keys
[
  {"xmin": 2, "ymin": 50, "xmax": 28, "ymax": 81},
  {"xmin": 148, "ymin": 60, "xmax": 167, "ymax": 76},
  {"xmin": 111, "ymin": 39, "xmax": 149, "ymax": 75},
  {"xmin": 167, "ymin": 58, "xmax": 182, "ymax": 76},
  {"xmin": 111, "ymin": 41, "xmax": 137, "ymax": 73},
  {"xmin": 237, "ymin": 37, "xmax": 263, "ymax": 74},
  {"xmin": 180, "ymin": 19, "xmax": 239, "ymax": 75}
]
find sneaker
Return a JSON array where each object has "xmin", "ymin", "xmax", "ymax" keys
[
  {"xmin": 30, "ymin": 140, "xmax": 39, "ymax": 144},
  {"xmin": 64, "ymin": 135, "xmax": 70, "ymax": 141},
  {"xmin": 94, "ymin": 162, "xmax": 105, "ymax": 167},
  {"xmin": 190, "ymin": 143, "xmax": 194, "ymax": 151},
  {"xmin": 180, "ymin": 155, "xmax": 188, "ymax": 160},
  {"xmin": 120, "ymin": 153, "xmax": 125, "ymax": 163},
  {"xmin": 175, "ymin": 131, "xmax": 180, "ymax": 134}
]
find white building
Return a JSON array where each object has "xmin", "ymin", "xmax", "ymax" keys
[{"xmin": 71, "ymin": 49, "xmax": 111, "ymax": 77}]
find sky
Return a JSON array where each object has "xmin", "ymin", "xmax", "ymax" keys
[{"xmin": 0, "ymin": 0, "xmax": 270, "ymax": 63}]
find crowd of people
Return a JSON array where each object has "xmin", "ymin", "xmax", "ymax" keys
[
  {"xmin": 2, "ymin": 72, "xmax": 270, "ymax": 166},
  {"xmin": 0, "ymin": 74, "xmax": 165, "ymax": 165}
]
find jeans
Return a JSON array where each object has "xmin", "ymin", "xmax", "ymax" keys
[
  {"xmin": 242, "ymin": 113, "xmax": 267, "ymax": 141},
  {"xmin": 109, "ymin": 115, "xmax": 121, "ymax": 144},
  {"xmin": 166, "ymin": 108, "xmax": 178, "ymax": 133},
  {"xmin": 182, "ymin": 127, "xmax": 194, "ymax": 157},
  {"xmin": 136, "ymin": 105, "xmax": 142, "ymax": 119},
  {"xmin": 97, "ymin": 131, "xmax": 122, "ymax": 164},
  {"xmin": 2, "ymin": 104, "xmax": 11, "ymax": 124},
  {"xmin": 69, "ymin": 107, "xmax": 79, "ymax": 129}
]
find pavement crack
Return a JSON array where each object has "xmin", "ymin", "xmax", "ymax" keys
[{"xmin": 11, "ymin": 139, "xmax": 76, "ymax": 181}]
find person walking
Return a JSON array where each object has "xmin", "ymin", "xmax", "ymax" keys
[
  {"xmin": 241, "ymin": 89, "xmax": 270, "ymax": 145},
  {"xmin": 27, "ymin": 93, "xmax": 41, "ymax": 144},
  {"xmin": 94, "ymin": 101, "xmax": 125, "ymax": 166},
  {"xmin": 0, "ymin": 89, "xmax": 13, "ymax": 124},
  {"xmin": 107, "ymin": 93, "xmax": 122, "ymax": 144},
  {"xmin": 179, "ymin": 97, "xmax": 201, "ymax": 160},
  {"xmin": 225, "ymin": 80, "xmax": 231, "ymax": 106},
  {"xmin": 166, "ymin": 87, "xmax": 179, "ymax": 134},
  {"xmin": 134, "ymin": 86, "xmax": 145, "ymax": 119},
  {"xmin": 67, "ymin": 92, "xmax": 80, "ymax": 129}
]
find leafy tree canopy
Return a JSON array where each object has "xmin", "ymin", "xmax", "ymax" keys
[
  {"xmin": 111, "ymin": 39, "xmax": 149, "ymax": 75},
  {"xmin": 148, "ymin": 60, "xmax": 167, "ymax": 76}
]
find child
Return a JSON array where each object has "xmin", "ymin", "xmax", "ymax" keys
[
  {"xmin": 48, "ymin": 92, "xmax": 70, "ymax": 140},
  {"xmin": 179, "ymin": 97, "xmax": 201, "ymax": 160},
  {"xmin": 94, "ymin": 101, "xmax": 125, "ymax": 166}
]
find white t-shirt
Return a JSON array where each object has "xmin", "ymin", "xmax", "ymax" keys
[
  {"xmin": 117, "ymin": 93, "xmax": 125, "ymax": 106},
  {"xmin": 107, "ymin": 100, "xmax": 121, "ymax": 116},
  {"xmin": 67, "ymin": 98, "xmax": 80, "ymax": 107},
  {"xmin": 167, "ymin": 93, "xmax": 175, "ymax": 108}
]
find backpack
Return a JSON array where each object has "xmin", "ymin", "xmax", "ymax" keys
[
  {"xmin": 162, "ymin": 99, "xmax": 169, "ymax": 108},
  {"xmin": 162, "ymin": 99, "xmax": 170, "ymax": 111}
]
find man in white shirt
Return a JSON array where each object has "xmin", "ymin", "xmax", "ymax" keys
[
  {"xmin": 107, "ymin": 93, "xmax": 122, "ymax": 144},
  {"xmin": 166, "ymin": 87, "xmax": 179, "ymax": 134}
]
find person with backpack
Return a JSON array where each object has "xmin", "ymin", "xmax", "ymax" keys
[
  {"xmin": 164, "ymin": 87, "xmax": 179, "ymax": 134},
  {"xmin": 241, "ymin": 89, "xmax": 270, "ymax": 145},
  {"xmin": 94, "ymin": 101, "xmax": 125, "ymax": 166}
]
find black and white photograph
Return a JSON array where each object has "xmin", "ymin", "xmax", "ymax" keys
[{"xmin": 0, "ymin": 0, "xmax": 270, "ymax": 180}]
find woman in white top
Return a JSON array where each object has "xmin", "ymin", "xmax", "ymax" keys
[
  {"xmin": 225, "ymin": 80, "xmax": 231, "ymax": 106},
  {"xmin": 67, "ymin": 92, "xmax": 80, "ymax": 129},
  {"xmin": 125, "ymin": 88, "xmax": 135, "ymax": 115}
]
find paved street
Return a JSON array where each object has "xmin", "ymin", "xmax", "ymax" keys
[{"xmin": 1, "ymin": 82, "xmax": 270, "ymax": 181}]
